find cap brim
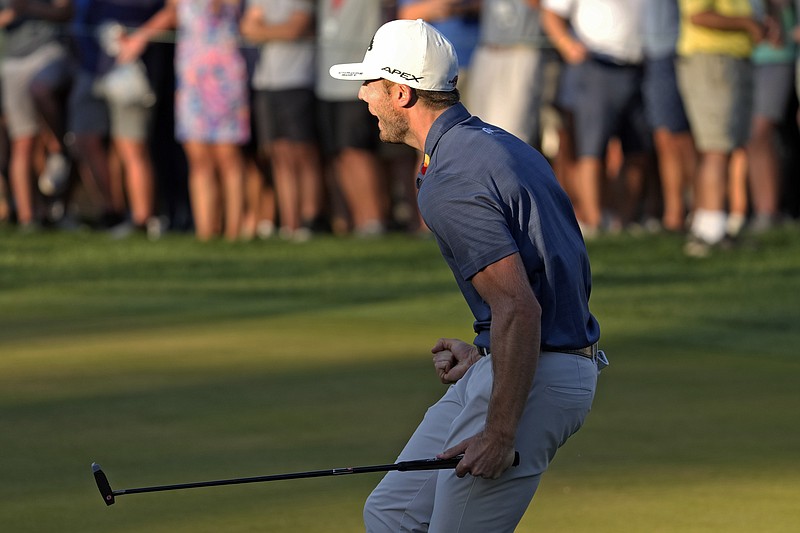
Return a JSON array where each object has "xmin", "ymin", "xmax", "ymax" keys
[{"xmin": 329, "ymin": 62, "xmax": 384, "ymax": 82}]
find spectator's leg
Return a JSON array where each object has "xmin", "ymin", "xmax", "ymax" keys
[
  {"xmin": 295, "ymin": 142, "xmax": 324, "ymax": 229},
  {"xmin": 241, "ymin": 151, "xmax": 270, "ymax": 240},
  {"xmin": 617, "ymin": 151, "xmax": 649, "ymax": 227},
  {"xmin": 727, "ymin": 148, "xmax": 748, "ymax": 237},
  {"xmin": 335, "ymin": 147, "xmax": 385, "ymax": 234},
  {"xmin": 270, "ymin": 139, "xmax": 301, "ymax": 236},
  {"xmin": 654, "ymin": 128, "xmax": 689, "ymax": 230},
  {"xmin": 9, "ymin": 136, "xmax": 36, "ymax": 225},
  {"xmin": 746, "ymin": 115, "xmax": 780, "ymax": 223},
  {"xmin": 114, "ymin": 138, "xmax": 155, "ymax": 227},
  {"xmin": 213, "ymin": 142, "xmax": 245, "ymax": 242},
  {"xmin": 574, "ymin": 156, "xmax": 603, "ymax": 233},
  {"xmin": 690, "ymin": 150, "xmax": 730, "ymax": 245},
  {"xmin": 72, "ymin": 133, "xmax": 117, "ymax": 218},
  {"xmin": 184, "ymin": 141, "xmax": 219, "ymax": 241}
]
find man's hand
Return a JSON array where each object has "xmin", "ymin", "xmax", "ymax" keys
[
  {"xmin": 437, "ymin": 431, "xmax": 517, "ymax": 479},
  {"xmin": 117, "ymin": 32, "xmax": 150, "ymax": 64},
  {"xmin": 431, "ymin": 338, "xmax": 480, "ymax": 384}
]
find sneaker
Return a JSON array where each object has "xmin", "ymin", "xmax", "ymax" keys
[
  {"xmin": 683, "ymin": 234, "xmax": 736, "ymax": 258},
  {"xmin": 256, "ymin": 219, "xmax": 275, "ymax": 240},
  {"xmin": 291, "ymin": 226, "xmax": 313, "ymax": 243},
  {"xmin": 354, "ymin": 220, "xmax": 386, "ymax": 238},
  {"xmin": 684, "ymin": 235, "xmax": 711, "ymax": 258},
  {"xmin": 146, "ymin": 216, "xmax": 169, "ymax": 241},
  {"xmin": 38, "ymin": 152, "xmax": 71, "ymax": 197},
  {"xmin": 726, "ymin": 213, "xmax": 746, "ymax": 238},
  {"xmin": 747, "ymin": 213, "xmax": 778, "ymax": 235},
  {"xmin": 108, "ymin": 220, "xmax": 137, "ymax": 240}
]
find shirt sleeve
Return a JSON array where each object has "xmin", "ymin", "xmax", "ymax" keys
[
  {"xmin": 541, "ymin": 0, "xmax": 575, "ymax": 17},
  {"xmin": 679, "ymin": 0, "xmax": 716, "ymax": 16}
]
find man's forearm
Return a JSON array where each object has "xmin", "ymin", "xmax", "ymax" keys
[
  {"xmin": 241, "ymin": 13, "xmax": 313, "ymax": 43},
  {"xmin": 690, "ymin": 10, "xmax": 759, "ymax": 33},
  {"xmin": 484, "ymin": 299, "xmax": 541, "ymax": 446}
]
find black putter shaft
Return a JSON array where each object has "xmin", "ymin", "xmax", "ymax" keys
[{"xmin": 92, "ymin": 453, "xmax": 520, "ymax": 506}]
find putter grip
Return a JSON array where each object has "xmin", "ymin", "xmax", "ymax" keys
[{"xmin": 398, "ymin": 452, "xmax": 520, "ymax": 472}]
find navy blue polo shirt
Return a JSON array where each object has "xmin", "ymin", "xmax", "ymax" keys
[{"xmin": 417, "ymin": 103, "xmax": 600, "ymax": 352}]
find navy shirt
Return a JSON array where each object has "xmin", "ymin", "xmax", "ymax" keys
[
  {"xmin": 417, "ymin": 103, "xmax": 600, "ymax": 352},
  {"xmin": 73, "ymin": 0, "xmax": 164, "ymax": 74}
]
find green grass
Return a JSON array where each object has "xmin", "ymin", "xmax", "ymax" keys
[{"xmin": 1, "ymin": 226, "xmax": 799, "ymax": 532}]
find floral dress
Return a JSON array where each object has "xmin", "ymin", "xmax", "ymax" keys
[{"xmin": 175, "ymin": 0, "xmax": 250, "ymax": 144}]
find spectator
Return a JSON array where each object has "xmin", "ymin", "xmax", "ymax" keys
[
  {"xmin": 469, "ymin": 0, "xmax": 546, "ymax": 144},
  {"xmin": 0, "ymin": 30, "xmax": 8, "ymax": 223},
  {"xmin": 315, "ymin": 0, "xmax": 389, "ymax": 237},
  {"xmin": 542, "ymin": 0, "xmax": 650, "ymax": 235},
  {"xmin": 119, "ymin": 0, "xmax": 250, "ymax": 242},
  {"xmin": 746, "ymin": 0, "xmax": 796, "ymax": 232},
  {"xmin": 796, "ymin": 0, "xmax": 800, "ymax": 116},
  {"xmin": 397, "ymin": 1, "xmax": 480, "ymax": 107},
  {"xmin": 69, "ymin": 0, "xmax": 163, "ymax": 236},
  {"xmin": 642, "ymin": 0, "xmax": 696, "ymax": 232},
  {"xmin": 0, "ymin": 0, "xmax": 73, "ymax": 231},
  {"xmin": 241, "ymin": 0, "xmax": 324, "ymax": 241},
  {"xmin": 238, "ymin": 44, "xmax": 277, "ymax": 241},
  {"xmin": 676, "ymin": 0, "xmax": 763, "ymax": 256}
]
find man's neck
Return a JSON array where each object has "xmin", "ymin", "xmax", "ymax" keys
[{"xmin": 406, "ymin": 106, "xmax": 450, "ymax": 152}]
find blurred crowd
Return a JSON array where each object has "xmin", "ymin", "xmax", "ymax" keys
[{"xmin": 1, "ymin": 0, "xmax": 799, "ymax": 255}]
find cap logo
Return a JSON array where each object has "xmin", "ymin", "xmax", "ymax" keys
[{"xmin": 381, "ymin": 67, "xmax": 423, "ymax": 83}]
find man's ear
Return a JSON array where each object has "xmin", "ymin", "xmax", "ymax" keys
[{"xmin": 396, "ymin": 84, "xmax": 416, "ymax": 108}]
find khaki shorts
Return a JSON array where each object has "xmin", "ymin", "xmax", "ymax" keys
[
  {"xmin": 1, "ymin": 42, "xmax": 69, "ymax": 139},
  {"xmin": 467, "ymin": 44, "xmax": 543, "ymax": 144},
  {"xmin": 68, "ymin": 71, "xmax": 153, "ymax": 141},
  {"xmin": 676, "ymin": 54, "xmax": 752, "ymax": 152}
]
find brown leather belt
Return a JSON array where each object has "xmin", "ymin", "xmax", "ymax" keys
[
  {"xmin": 477, "ymin": 343, "xmax": 598, "ymax": 359},
  {"xmin": 553, "ymin": 343, "xmax": 598, "ymax": 359}
]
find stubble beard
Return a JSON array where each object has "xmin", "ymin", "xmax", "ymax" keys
[{"xmin": 377, "ymin": 106, "xmax": 409, "ymax": 145}]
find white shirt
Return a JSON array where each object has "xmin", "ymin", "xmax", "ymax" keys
[{"xmin": 542, "ymin": 0, "xmax": 645, "ymax": 64}]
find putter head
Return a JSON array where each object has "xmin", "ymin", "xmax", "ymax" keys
[{"xmin": 92, "ymin": 463, "xmax": 115, "ymax": 506}]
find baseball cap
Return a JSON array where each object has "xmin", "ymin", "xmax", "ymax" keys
[{"xmin": 329, "ymin": 19, "xmax": 459, "ymax": 91}]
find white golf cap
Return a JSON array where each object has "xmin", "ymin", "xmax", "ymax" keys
[{"xmin": 329, "ymin": 19, "xmax": 459, "ymax": 91}]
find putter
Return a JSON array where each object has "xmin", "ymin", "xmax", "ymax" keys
[{"xmin": 92, "ymin": 452, "xmax": 520, "ymax": 506}]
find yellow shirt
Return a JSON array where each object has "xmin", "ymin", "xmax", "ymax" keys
[{"xmin": 677, "ymin": 0, "xmax": 754, "ymax": 58}]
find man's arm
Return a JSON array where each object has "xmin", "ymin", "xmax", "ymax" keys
[
  {"xmin": 540, "ymin": 7, "xmax": 586, "ymax": 64},
  {"xmin": 116, "ymin": 0, "xmax": 178, "ymax": 64},
  {"xmin": 438, "ymin": 252, "xmax": 541, "ymax": 479},
  {"xmin": 689, "ymin": 9, "xmax": 764, "ymax": 42},
  {"xmin": 240, "ymin": 6, "xmax": 314, "ymax": 43}
]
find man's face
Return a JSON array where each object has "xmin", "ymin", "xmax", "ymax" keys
[{"xmin": 358, "ymin": 79, "xmax": 409, "ymax": 145}]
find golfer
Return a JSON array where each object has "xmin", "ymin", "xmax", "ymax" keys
[{"xmin": 331, "ymin": 19, "xmax": 608, "ymax": 532}]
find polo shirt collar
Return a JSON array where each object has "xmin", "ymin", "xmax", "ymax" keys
[{"xmin": 417, "ymin": 103, "xmax": 471, "ymax": 188}]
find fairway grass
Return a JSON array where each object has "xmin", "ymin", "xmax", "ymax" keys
[{"xmin": 1, "ymin": 227, "xmax": 799, "ymax": 532}]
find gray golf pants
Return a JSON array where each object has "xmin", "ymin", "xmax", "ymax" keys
[{"xmin": 364, "ymin": 350, "xmax": 604, "ymax": 532}]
